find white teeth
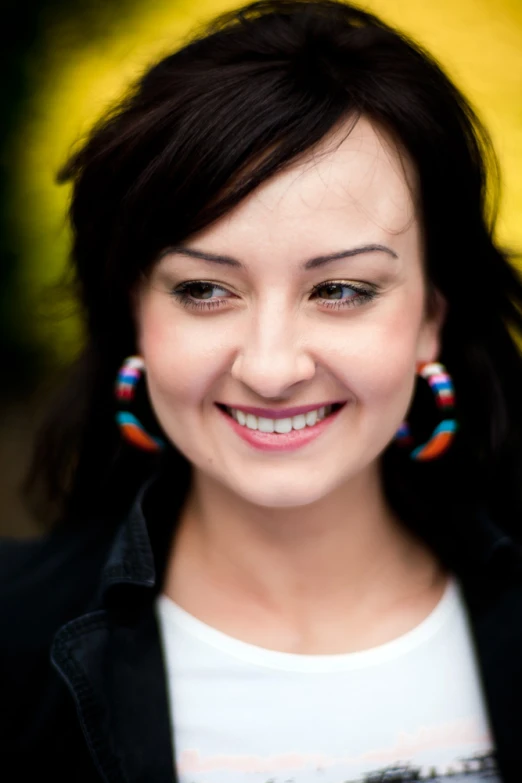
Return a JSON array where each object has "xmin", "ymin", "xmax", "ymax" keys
[
  {"xmin": 274, "ymin": 418, "xmax": 292, "ymax": 434},
  {"xmin": 228, "ymin": 404, "xmax": 334, "ymax": 432},
  {"xmin": 291, "ymin": 414, "xmax": 307, "ymax": 430},
  {"xmin": 305, "ymin": 409, "xmax": 318, "ymax": 427},
  {"xmin": 258, "ymin": 417, "xmax": 275, "ymax": 433},
  {"xmin": 245, "ymin": 413, "xmax": 258, "ymax": 430}
]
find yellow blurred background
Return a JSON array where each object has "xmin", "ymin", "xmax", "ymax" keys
[{"xmin": 2, "ymin": 0, "xmax": 522, "ymax": 535}]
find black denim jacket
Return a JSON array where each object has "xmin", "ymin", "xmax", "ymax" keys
[{"xmin": 2, "ymin": 473, "xmax": 522, "ymax": 783}]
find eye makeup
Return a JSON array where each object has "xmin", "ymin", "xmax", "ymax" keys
[{"xmin": 169, "ymin": 280, "xmax": 380, "ymax": 312}]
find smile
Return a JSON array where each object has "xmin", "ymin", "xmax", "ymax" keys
[
  {"xmin": 216, "ymin": 402, "xmax": 347, "ymax": 452},
  {"xmin": 224, "ymin": 403, "xmax": 343, "ymax": 433}
]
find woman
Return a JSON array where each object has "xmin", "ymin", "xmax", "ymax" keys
[{"xmin": 2, "ymin": 1, "xmax": 522, "ymax": 781}]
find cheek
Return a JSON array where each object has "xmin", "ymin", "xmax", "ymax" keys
[
  {"xmin": 332, "ymin": 294, "xmax": 425, "ymax": 402},
  {"xmin": 136, "ymin": 297, "xmax": 230, "ymax": 407}
]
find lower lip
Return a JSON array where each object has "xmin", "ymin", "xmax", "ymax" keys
[{"xmin": 216, "ymin": 404, "xmax": 347, "ymax": 452}]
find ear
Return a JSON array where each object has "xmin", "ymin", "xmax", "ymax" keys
[{"xmin": 416, "ymin": 286, "xmax": 447, "ymax": 365}]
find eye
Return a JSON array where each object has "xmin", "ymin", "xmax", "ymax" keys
[
  {"xmin": 310, "ymin": 281, "xmax": 377, "ymax": 310},
  {"xmin": 170, "ymin": 281, "xmax": 231, "ymax": 311},
  {"xmin": 170, "ymin": 280, "xmax": 379, "ymax": 311}
]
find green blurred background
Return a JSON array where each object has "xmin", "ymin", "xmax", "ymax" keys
[{"xmin": 2, "ymin": 0, "xmax": 522, "ymax": 536}]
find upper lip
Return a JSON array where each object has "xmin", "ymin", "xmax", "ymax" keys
[{"xmin": 217, "ymin": 401, "xmax": 345, "ymax": 419}]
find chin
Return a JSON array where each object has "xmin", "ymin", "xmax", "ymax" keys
[{"xmin": 228, "ymin": 476, "xmax": 336, "ymax": 510}]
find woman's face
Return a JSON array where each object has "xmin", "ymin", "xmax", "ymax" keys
[{"xmin": 135, "ymin": 116, "xmax": 446, "ymax": 509}]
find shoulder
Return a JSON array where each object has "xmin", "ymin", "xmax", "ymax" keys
[
  {"xmin": 0, "ymin": 519, "xmax": 118, "ymax": 751},
  {"xmin": 0, "ymin": 517, "xmax": 117, "ymax": 652}
]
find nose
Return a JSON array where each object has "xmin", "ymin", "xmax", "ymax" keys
[{"xmin": 230, "ymin": 302, "xmax": 316, "ymax": 399}]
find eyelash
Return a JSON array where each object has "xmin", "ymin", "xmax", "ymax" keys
[{"xmin": 170, "ymin": 281, "xmax": 378, "ymax": 312}]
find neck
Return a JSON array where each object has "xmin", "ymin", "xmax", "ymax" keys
[{"xmin": 162, "ymin": 463, "xmax": 446, "ymax": 652}]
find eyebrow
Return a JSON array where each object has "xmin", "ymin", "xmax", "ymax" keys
[{"xmin": 159, "ymin": 243, "xmax": 398, "ymax": 270}]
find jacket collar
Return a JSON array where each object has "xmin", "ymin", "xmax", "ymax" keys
[
  {"xmin": 97, "ymin": 475, "xmax": 158, "ymax": 602},
  {"xmin": 96, "ymin": 470, "xmax": 191, "ymax": 614}
]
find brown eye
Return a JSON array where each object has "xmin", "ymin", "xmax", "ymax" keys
[
  {"xmin": 170, "ymin": 281, "xmax": 231, "ymax": 311},
  {"xmin": 182, "ymin": 282, "xmax": 215, "ymax": 299},
  {"xmin": 311, "ymin": 281, "xmax": 377, "ymax": 310},
  {"xmin": 314, "ymin": 283, "xmax": 351, "ymax": 300}
]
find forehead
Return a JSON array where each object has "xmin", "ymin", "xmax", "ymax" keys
[{"xmin": 212, "ymin": 115, "xmax": 419, "ymax": 244}]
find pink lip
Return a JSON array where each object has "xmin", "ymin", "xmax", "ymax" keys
[
  {"xmin": 215, "ymin": 401, "xmax": 345, "ymax": 419},
  {"xmin": 216, "ymin": 403, "xmax": 347, "ymax": 452}
]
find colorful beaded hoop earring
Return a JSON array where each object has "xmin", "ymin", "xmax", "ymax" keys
[
  {"xmin": 393, "ymin": 361, "xmax": 458, "ymax": 461},
  {"xmin": 115, "ymin": 355, "xmax": 166, "ymax": 452}
]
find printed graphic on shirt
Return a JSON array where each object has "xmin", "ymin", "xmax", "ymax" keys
[
  {"xmin": 177, "ymin": 752, "xmax": 499, "ymax": 783},
  {"xmin": 175, "ymin": 719, "xmax": 500, "ymax": 783}
]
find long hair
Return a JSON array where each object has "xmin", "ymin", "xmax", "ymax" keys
[{"xmin": 25, "ymin": 0, "xmax": 522, "ymax": 554}]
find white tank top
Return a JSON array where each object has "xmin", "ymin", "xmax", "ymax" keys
[{"xmin": 155, "ymin": 577, "xmax": 500, "ymax": 782}]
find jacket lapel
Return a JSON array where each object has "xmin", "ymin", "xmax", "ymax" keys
[
  {"xmin": 50, "ymin": 475, "xmax": 182, "ymax": 783},
  {"xmin": 461, "ymin": 562, "xmax": 522, "ymax": 782},
  {"xmin": 414, "ymin": 501, "xmax": 522, "ymax": 780},
  {"xmin": 51, "ymin": 606, "xmax": 177, "ymax": 783},
  {"xmin": 449, "ymin": 502, "xmax": 522, "ymax": 783}
]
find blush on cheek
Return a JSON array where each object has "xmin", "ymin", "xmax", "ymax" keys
[
  {"xmin": 145, "ymin": 358, "xmax": 202, "ymax": 411},
  {"xmin": 334, "ymin": 313, "xmax": 420, "ymax": 441},
  {"xmin": 142, "ymin": 334, "xmax": 229, "ymax": 425},
  {"xmin": 341, "ymin": 319, "xmax": 419, "ymax": 394}
]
